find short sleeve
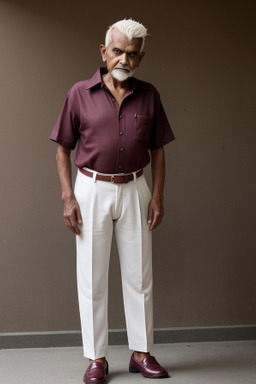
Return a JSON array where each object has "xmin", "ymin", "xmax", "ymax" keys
[
  {"xmin": 50, "ymin": 88, "xmax": 80, "ymax": 149},
  {"xmin": 148, "ymin": 92, "xmax": 175, "ymax": 150}
]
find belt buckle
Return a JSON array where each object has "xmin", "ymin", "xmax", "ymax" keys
[{"xmin": 111, "ymin": 175, "xmax": 115, "ymax": 183}]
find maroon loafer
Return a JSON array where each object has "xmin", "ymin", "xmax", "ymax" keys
[
  {"xmin": 83, "ymin": 361, "xmax": 108, "ymax": 384},
  {"xmin": 129, "ymin": 353, "xmax": 169, "ymax": 378}
]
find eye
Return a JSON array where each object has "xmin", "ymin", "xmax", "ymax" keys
[
  {"xmin": 128, "ymin": 51, "xmax": 138, "ymax": 58},
  {"xmin": 113, "ymin": 48, "xmax": 122, "ymax": 55}
]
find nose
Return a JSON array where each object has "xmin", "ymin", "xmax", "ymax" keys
[{"xmin": 120, "ymin": 52, "xmax": 128, "ymax": 65}]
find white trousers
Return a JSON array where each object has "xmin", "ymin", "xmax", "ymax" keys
[{"xmin": 74, "ymin": 170, "xmax": 153, "ymax": 360}]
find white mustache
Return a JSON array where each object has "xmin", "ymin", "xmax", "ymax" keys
[{"xmin": 114, "ymin": 66, "xmax": 130, "ymax": 72}]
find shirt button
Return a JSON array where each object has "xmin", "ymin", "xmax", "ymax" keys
[
  {"xmin": 120, "ymin": 147, "xmax": 123, "ymax": 152},
  {"xmin": 134, "ymin": 113, "xmax": 137, "ymax": 118},
  {"xmin": 112, "ymin": 98, "xmax": 115, "ymax": 102},
  {"xmin": 120, "ymin": 131, "xmax": 123, "ymax": 135},
  {"xmin": 119, "ymin": 115, "xmax": 123, "ymax": 119}
]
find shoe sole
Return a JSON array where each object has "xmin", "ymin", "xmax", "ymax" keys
[{"xmin": 129, "ymin": 366, "xmax": 169, "ymax": 378}]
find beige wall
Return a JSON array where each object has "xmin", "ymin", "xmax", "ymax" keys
[{"xmin": 0, "ymin": 0, "xmax": 256, "ymax": 334}]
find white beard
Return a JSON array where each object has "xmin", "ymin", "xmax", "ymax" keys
[{"xmin": 111, "ymin": 68, "xmax": 135, "ymax": 82}]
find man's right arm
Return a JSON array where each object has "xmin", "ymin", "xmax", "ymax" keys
[{"xmin": 56, "ymin": 144, "xmax": 82, "ymax": 235}]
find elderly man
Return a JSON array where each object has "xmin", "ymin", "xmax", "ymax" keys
[{"xmin": 50, "ymin": 19, "xmax": 174, "ymax": 384}]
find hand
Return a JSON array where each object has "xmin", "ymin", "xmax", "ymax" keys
[
  {"xmin": 63, "ymin": 198, "xmax": 82, "ymax": 235},
  {"xmin": 147, "ymin": 197, "xmax": 164, "ymax": 231}
]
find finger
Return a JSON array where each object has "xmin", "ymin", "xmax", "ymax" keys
[
  {"xmin": 64, "ymin": 216, "xmax": 81, "ymax": 236},
  {"xmin": 150, "ymin": 210, "xmax": 162, "ymax": 231},
  {"xmin": 76, "ymin": 206, "xmax": 83, "ymax": 225},
  {"xmin": 150, "ymin": 214, "xmax": 157, "ymax": 231},
  {"xmin": 147, "ymin": 206, "xmax": 153, "ymax": 226},
  {"xmin": 70, "ymin": 217, "xmax": 81, "ymax": 236}
]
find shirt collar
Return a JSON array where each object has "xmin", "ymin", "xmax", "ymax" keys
[
  {"xmin": 85, "ymin": 67, "xmax": 107, "ymax": 89},
  {"xmin": 85, "ymin": 67, "xmax": 146, "ymax": 91}
]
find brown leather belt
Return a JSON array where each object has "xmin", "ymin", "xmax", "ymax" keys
[{"xmin": 79, "ymin": 168, "xmax": 143, "ymax": 184}]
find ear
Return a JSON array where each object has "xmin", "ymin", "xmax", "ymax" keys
[{"xmin": 100, "ymin": 44, "xmax": 107, "ymax": 62}]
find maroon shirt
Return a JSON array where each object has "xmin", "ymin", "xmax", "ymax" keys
[{"xmin": 50, "ymin": 67, "xmax": 175, "ymax": 174}]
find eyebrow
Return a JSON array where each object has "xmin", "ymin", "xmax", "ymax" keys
[{"xmin": 113, "ymin": 47, "xmax": 139, "ymax": 54}]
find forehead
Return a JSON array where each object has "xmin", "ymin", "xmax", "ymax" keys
[{"xmin": 108, "ymin": 28, "xmax": 143, "ymax": 51}]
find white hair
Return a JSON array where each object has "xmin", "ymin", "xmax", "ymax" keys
[{"xmin": 105, "ymin": 19, "xmax": 148, "ymax": 52}]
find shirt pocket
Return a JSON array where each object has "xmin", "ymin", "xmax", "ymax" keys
[{"xmin": 134, "ymin": 114, "xmax": 154, "ymax": 145}]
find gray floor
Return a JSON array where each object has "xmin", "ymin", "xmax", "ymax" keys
[{"xmin": 1, "ymin": 341, "xmax": 256, "ymax": 384}]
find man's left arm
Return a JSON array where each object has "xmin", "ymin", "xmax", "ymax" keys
[{"xmin": 148, "ymin": 146, "xmax": 166, "ymax": 231}]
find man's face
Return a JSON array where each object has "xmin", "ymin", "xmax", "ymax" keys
[{"xmin": 100, "ymin": 28, "xmax": 145, "ymax": 82}]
